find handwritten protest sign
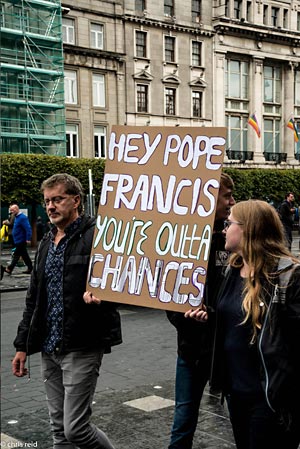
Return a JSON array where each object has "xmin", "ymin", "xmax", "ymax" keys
[{"xmin": 87, "ymin": 126, "xmax": 226, "ymax": 312}]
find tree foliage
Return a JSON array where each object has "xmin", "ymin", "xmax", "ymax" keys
[
  {"xmin": 1, "ymin": 154, "xmax": 300, "ymax": 208},
  {"xmin": 224, "ymin": 168, "xmax": 300, "ymax": 205},
  {"xmin": 1, "ymin": 154, "xmax": 106, "ymax": 205}
]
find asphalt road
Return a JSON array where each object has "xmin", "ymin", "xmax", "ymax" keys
[
  {"xmin": 1, "ymin": 290, "xmax": 234, "ymax": 449},
  {"xmin": 1, "ymin": 231, "xmax": 299, "ymax": 448}
]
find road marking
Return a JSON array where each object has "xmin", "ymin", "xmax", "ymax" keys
[
  {"xmin": 1, "ymin": 433, "xmax": 23, "ymax": 445},
  {"xmin": 123, "ymin": 395, "xmax": 175, "ymax": 412}
]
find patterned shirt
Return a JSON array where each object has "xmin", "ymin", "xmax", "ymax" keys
[{"xmin": 43, "ymin": 217, "xmax": 82, "ymax": 353}]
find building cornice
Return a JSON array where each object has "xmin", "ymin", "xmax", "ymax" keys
[
  {"xmin": 63, "ymin": 44, "xmax": 125, "ymax": 63},
  {"xmin": 62, "ymin": 2, "xmax": 123, "ymax": 20},
  {"xmin": 213, "ymin": 19, "xmax": 300, "ymax": 47},
  {"xmin": 124, "ymin": 14, "xmax": 214, "ymax": 37}
]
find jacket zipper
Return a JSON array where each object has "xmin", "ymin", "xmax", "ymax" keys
[{"xmin": 258, "ymin": 283, "xmax": 278, "ymax": 413}]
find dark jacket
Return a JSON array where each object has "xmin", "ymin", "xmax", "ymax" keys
[
  {"xmin": 14, "ymin": 216, "xmax": 122, "ymax": 356},
  {"xmin": 12, "ymin": 212, "xmax": 32, "ymax": 244},
  {"xmin": 167, "ymin": 221, "xmax": 230, "ymax": 362},
  {"xmin": 279, "ymin": 200, "xmax": 294, "ymax": 228},
  {"xmin": 210, "ymin": 258, "xmax": 300, "ymax": 414}
]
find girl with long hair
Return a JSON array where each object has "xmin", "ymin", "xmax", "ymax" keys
[{"xmin": 187, "ymin": 200, "xmax": 300, "ymax": 449}]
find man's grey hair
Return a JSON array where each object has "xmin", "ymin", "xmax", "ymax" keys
[{"xmin": 41, "ymin": 173, "xmax": 84, "ymax": 214}]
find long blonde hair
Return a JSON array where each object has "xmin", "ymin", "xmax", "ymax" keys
[{"xmin": 229, "ymin": 200, "xmax": 297, "ymax": 342}]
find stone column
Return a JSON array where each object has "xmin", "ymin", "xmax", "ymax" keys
[
  {"xmin": 284, "ymin": 62, "xmax": 298, "ymax": 163},
  {"xmin": 213, "ymin": 49, "xmax": 226, "ymax": 126},
  {"xmin": 251, "ymin": 57, "xmax": 265, "ymax": 163}
]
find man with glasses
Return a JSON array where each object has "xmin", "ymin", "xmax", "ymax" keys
[
  {"xmin": 167, "ymin": 173, "xmax": 235, "ymax": 449},
  {"xmin": 12, "ymin": 173, "xmax": 122, "ymax": 449},
  {"xmin": 1, "ymin": 203, "xmax": 33, "ymax": 279}
]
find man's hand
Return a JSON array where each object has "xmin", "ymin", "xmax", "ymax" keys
[
  {"xmin": 12, "ymin": 351, "xmax": 28, "ymax": 377},
  {"xmin": 83, "ymin": 291, "xmax": 101, "ymax": 305}
]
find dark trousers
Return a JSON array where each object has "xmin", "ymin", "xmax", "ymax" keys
[
  {"xmin": 227, "ymin": 391, "xmax": 300, "ymax": 449},
  {"xmin": 283, "ymin": 225, "xmax": 293, "ymax": 250},
  {"xmin": 8, "ymin": 241, "xmax": 33, "ymax": 272},
  {"xmin": 168, "ymin": 355, "xmax": 211, "ymax": 449}
]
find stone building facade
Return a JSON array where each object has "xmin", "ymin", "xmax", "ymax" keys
[{"xmin": 62, "ymin": 0, "xmax": 300, "ymax": 167}]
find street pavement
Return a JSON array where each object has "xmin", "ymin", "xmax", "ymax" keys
[{"xmin": 1, "ymin": 232, "xmax": 299, "ymax": 449}]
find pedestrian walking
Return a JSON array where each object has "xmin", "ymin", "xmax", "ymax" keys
[
  {"xmin": 36, "ymin": 216, "xmax": 45, "ymax": 241},
  {"xmin": 188, "ymin": 200, "xmax": 300, "ymax": 449},
  {"xmin": 1, "ymin": 210, "xmax": 15, "ymax": 245},
  {"xmin": 166, "ymin": 173, "xmax": 235, "ymax": 449},
  {"xmin": 1, "ymin": 204, "xmax": 33, "ymax": 279},
  {"xmin": 12, "ymin": 173, "xmax": 122, "ymax": 449},
  {"xmin": 278, "ymin": 192, "xmax": 296, "ymax": 250}
]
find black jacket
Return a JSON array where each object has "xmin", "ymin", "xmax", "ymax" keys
[
  {"xmin": 210, "ymin": 259, "xmax": 300, "ymax": 414},
  {"xmin": 279, "ymin": 200, "xmax": 294, "ymax": 228},
  {"xmin": 14, "ymin": 216, "xmax": 122, "ymax": 356},
  {"xmin": 167, "ymin": 222, "xmax": 230, "ymax": 362}
]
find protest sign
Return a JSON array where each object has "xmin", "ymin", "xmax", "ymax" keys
[{"xmin": 87, "ymin": 126, "xmax": 226, "ymax": 312}]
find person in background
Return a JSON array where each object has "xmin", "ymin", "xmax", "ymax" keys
[
  {"xmin": 2, "ymin": 209, "xmax": 15, "ymax": 246},
  {"xmin": 12, "ymin": 173, "xmax": 122, "ymax": 449},
  {"xmin": 1, "ymin": 203, "xmax": 32, "ymax": 279},
  {"xmin": 167, "ymin": 173, "xmax": 235, "ymax": 449},
  {"xmin": 188, "ymin": 200, "xmax": 300, "ymax": 449},
  {"xmin": 36, "ymin": 216, "xmax": 45, "ymax": 241},
  {"xmin": 279, "ymin": 192, "xmax": 295, "ymax": 250}
]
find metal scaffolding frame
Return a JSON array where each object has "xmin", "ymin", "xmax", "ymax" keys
[{"xmin": 0, "ymin": 0, "xmax": 66, "ymax": 155}]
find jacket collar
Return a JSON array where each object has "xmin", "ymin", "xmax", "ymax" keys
[{"xmin": 277, "ymin": 257, "xmax": 296, "ymax": 273}]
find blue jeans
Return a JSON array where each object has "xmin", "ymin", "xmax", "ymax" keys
[
  {"xmin": 168, "ymin": 355, "xmax": 211, "ymax": 449},
  {"xmin": 41, "ymin": 350, "xmax": 115, "ymax": 449}
]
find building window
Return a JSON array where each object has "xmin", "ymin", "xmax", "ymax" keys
[
  {"xmin": 92, "ymin": 74, "xmax": 105, "ymax": 107},
  {"xmin": 225, "ymin": 59, "xmax": 248, "ymax": 100},
  {"xmin": 17, "ymin": 75, "xmax": 34, "ymax": 101},
  {"xmin": 17, "ymin": 75, "xmax": 26, "ymax": 99},
  {"xmin": 62, "ymin": 18, "xmax": 75, "ymax": 44},
  {"xmin": 91, "ymin": 23, "xmax": 103, "ymax": 49},
  {"xmin": 192, "ymin": 0, "xmax": 201, "ymax": 23},
  {"xmin": 263, "ymin": 5, "xmax": 268, "ymax": 26},
  {"xmin": 296, "ymin": 120, "xmax": 300, "ymax": 155},
  {"xmin": 135, "ymin": 0, "xmax": 146, "ymax": 11},
  {"xmin": 226, "ymin": 115, "xmax": 248, "ymax": 152},
  {"xmin": 246, "ymin": 1, "xmax": 251, "ymax": 21},
  {"xmin": 165, "ymin": 36, "xmax": 176, "ymax": 62},
  {"xmin": 264, "ymin": 66, "xmax": 281, "ymax": 104},
  {"xmin": 94, "ymin": 126, "xmax": 106, "ymax": 158},
  {"xmin": 0, "ymin": 72, "xmax": 8, "ymax": 97},
  {"xmin": 297, "ymin": 12, "xmax": 300, "ymax": 31},
  {"xmin": 271, "ymin": 7, "xmax": 279, "ymax": 27},
  {"xmin": 192, "ymin": 91, "xmax": 202, "ymax": 117},
  {"xmin": 283, "ymin": 9, "xmax": 288, "ymax": 28},
  {"xmin": 66, "ymin": 124, "xmax": 79, "ymax": 157},
  {"xmin": 264, "ymin": 119, "xmax": 280, "ymax": 153},
  {"xmin": 225, "ymin": 0, "xmax": 229, "ymax": 17},
  {"xmin": 192, "ymin": 41, "xmax": 202, "ymax": 66},
  {"xmin": 165, "ymin": 87, "xmax": 176, "ymax": 115},
  {"xmin": 164, "ymin": 0, "xmax": 174, "ymax": 17},
  {"xmin": 137, "ymin": 84, "xmax": 148, "ymax": 113},
  {"xmin": 296, "ymin": 71, "xmax": 300, "ymax": 108},
  {"xmin": 136, "ymin": 31, "xmax": 147, "ymax": 58},
  {"xmin": 234, "ymin": 0, "xmax": 242, "ymax": 20},
  {"xmin": 1, "ymin": 3, "xmax": 5, "ymax": 27},
  {"xmin": 64, "ymin": 70, "xmax": 77, "ymax": 104},
  {"xmin": 13, "ymin": 5, "xmax": 24, "ymax": 31}
]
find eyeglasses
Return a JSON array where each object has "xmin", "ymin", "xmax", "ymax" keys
[
  {"xmin": 44, "ymin": 196, "xmax": 69, "ymax": 207},
  {"xmin": 224, "ymin": 220, "xmax": 243, "ymax": 230}
]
